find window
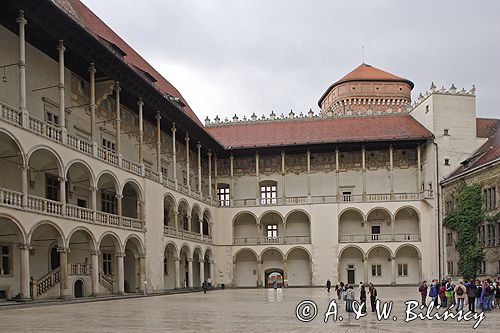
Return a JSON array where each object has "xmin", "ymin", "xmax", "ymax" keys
[
  {"xmin": 102, "ymin": 138, "xmax": 116, "ymax": 153},
  {"xmin": 371, "ymin": 264, "xmax": 382, "ymax": 277},
  {"xmin": 443, "ymin": 129, "xmax": 449, "ymax": 136},
  {"xmin": 77, "ymin": 199, "xmax": 87, "ymax": 208},
  {"xmin": 260, "ymin": 181, "xmax": 277, "ymax": 205},
  {"xmin": 447, "ymin": 261, "xmax": 454, "ymax": 275},
  {"xmin": 45, "ymin": 111, "xmax": 59, "ymax": 126},
  {"xmin": 164, "ymin": 257, "xmax": 168, "ymax": 275},
  {"xmin": 444, "ymin": 158, "xmax": 450, "ymax": 166},
  {"xmin": 478, "ymin": 261, "xmax": 486, "ymax": 275},
  {"xmin": 398, "ymin": 263, "xmax": 408, "ymax": 277},
  {"xmin": 425, "ymin": 105, "xmax": 429, "ymax": 113},
  {"xmin": 484, "ymin": 187, "xmax": 497, "ymax": 211},
  {"xmin": 371, "ymin": 225, "xmax": 381, "ymax": 241},
  {"xmin": 446, "ymin": 232, "xmax": 453, "ymax": 246},
  {"xmin": 102, "ymin": 253, "xmax": 112, "ymax": 275},
  {"xmin": 342, "ymin": 191, "xmax": 352, "ymax": 202},
  {"xmin": 0, "ymin": 245, "xmax": 11, "ymax": 275},
  {"xmin": 101, "ymin": 191, "xmax": 116, "ymax": 214},
  {"xmin": 45, "ymin": 174, "xmax": 60, "ymax": 201},
  {"xmin": 267, "ymin": 224, "xmax": 278, "ymax": 239},
  {"xmin": 487, "ymin": 224, "xmax": 496, "ymax": 246},
  {"xmin": 445, "ymin": 200, "xmax": 453, "ymax": 214},
  {"xmin": 217, "ymin": 185, "xmax": 230, "ymax": 207},
  {"xmin": 479, "ymin": 225, "xmax": 485, "ymax": 245}
]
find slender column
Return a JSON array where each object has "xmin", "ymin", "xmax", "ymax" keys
[
  {"xmin": 309, "ymin": 259, "xmax": 314, "ymax": 286},
  {"xmin": 156, "ymin": 111, "xmax": 162, "ymax": 174},
  {"xmin": 187, "ymin": 257, "xmax": 194, "ymax": 288},
  {"xmin": 199, "ymin": 260, "xmax": 205, "ymax": 286},
  {"xmin": 418, "ymin": 258, "xmax": 423, "ymax": 282},
  {"xmin": 199, "ymin": 217, "xmax": 203, "ymax": 235},
  {"xmin": 116, "ymin": 252, "xmax": 125, "ymax": 294},
  {"xmin": 208, "ymin": 151, "xmax": 213, "ymax": 198},
  {"xmin": 257, "ymin": 260, "xmax": 263, "ymax": 287},
  {"xmin": 171, "ymin": 124, "xmax": 178, "ymax": 188},
  {"xmin": 214, "ymin": 154, "xmax": 218, "ymax": 197},
  {"xmin": 391, "ymin": 218, "xmax": 395, "ymax": 240},
  {"xmin": 363, "ymin": 256, "xmax": 368, "ymax": 284},
  {"xmin": 114, "ymin": 82, "xmax": 121, "ymax": 156},
  {"xmin": 138, "ymin": 98, "xmax": 144, "ymax": 168},
  {"xmin": 89, "ymin": 63, "xmax": 97, "ymax": 145},
  {"xmin": 139, "ymin": 255, "xmax": 146, "ymax": 293},
  {"xmin": 18, "ymin": 244, "xmax": 30, "ymax": 299},
  {"xmin": 57, "ymin": 41, "xmax": 66, "ymax": 141},
  {"xmin": 210, "ymin": 260, "xmax": 215, "ymax": 283},
  {"xmin": 91, "ymin": 250, "xmax": 99, "ymax": 295},
  {"xmin": 21, "ymin": 166, "xmax": 28, "ymax": 207},
  {"xmin": 307, "ymin": 149, "xmax": 311, "ymax": 197},
  {"xmin": 174, "ymin": 256, "xmax": 180, "ymax": 289},
  {"xmin": 59, "ymin": 176, "xmax": 66, "ymax": 215},
  {"xmin": 197, "ymin": 143, "xmax": 202, "ymax": 195},
  {"xmin": 417, "ymin": 144, "xmax": 422, "ymax": 192},
  {"xmin": 173, "ymin": 211, "xmax": 179, "ymax": 230},
  {"xmin": 90, "ymin": 186, "xmax": 97, "ymax": 210},
  {"xmin": 281, "ymin": 150, "xmax": 286, "ymax": 199},
  {"xmin": 58, "ymin": 247, "xmax": 70, "ymax": 297},
  {"xmin": 116, "ymin": 194, "xmax": 123, "ymax": 216},
  {"xmin": 255, "ymin": 152, "xmax": 260, "ymax": 204},
  {"xmin": 390, "ymin": 257, "xmax": 397, "ymax": 285},
  {"xmin": 229, "ymin": 154, "xmax": 234, "ymax": 205},
  {"xmin": 335, "ymin": 148, "xmax": 340, "ymax": 200},
  {"xmin": 362, "ymin": 146, "xmax": 366, "ymax": 200},
  {"xmin": 283, "ymin": 259, "xmax": 288, "ymax": 286},
  {"xmin": 17, "ymin": 10, "xmax": 28, "ymax": 126},
  {"xmin": 185, "ymin": 134, "xmax": 190, "ymax": 193},
  {"xmin": 187, "ymin": 215, "xmax": 192, "ymax": 232},
  {"xmin": 389, "ymin": 145, "xmax": 394, "ymax": 198}
]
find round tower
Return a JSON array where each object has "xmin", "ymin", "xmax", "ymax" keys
[{"xmin": 318, "ymin": 63, "xmax": 414, "ymax": 116}]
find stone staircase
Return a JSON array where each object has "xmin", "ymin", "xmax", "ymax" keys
[
  {"xmin": 32, "ymin": 267, "xmax": 60, "ymax": 299},
  {"xmin": 98, "ymin": 272, "xmax": 114, "ymax": 293}
]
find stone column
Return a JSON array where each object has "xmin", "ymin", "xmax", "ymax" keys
[
  {"xmin": 17, "ymin": 10, "xmax": 28, "ymax": 126},
  {"xmin": 138, "ymin": 98, "xmax": 144, "ymax": 170},
  {"xmin": 390, "ymin": 256, "xmax": 397, "ymax": 285},
  {"xmin": 417, "ymin": 144, "xmax": 422, "ymax": 192},
  {"xmin": 389, "ymin": 145, "xmax": 394, "ymax": 198},
  {"xmin": 185, "ymin": 134, "xmax": 190, "ymax": 193},
  {"xmin": 306, "ymin": 149, "xmax": 311, "ymax": 197},
  {"xmin": 90, "ymin": 186, "xmax": 97, "ymax": 211},
  {"xmin": 229, "ymin": 154, "xmax": 234, "ymax": 205},
  {"xmin": 309, "ymin": 259, "xmax": 314, "ymax": 286},
  {"xmin": 335, "ymin": 148, "xmax": 340, "ymax": 200},
  {"xmin": 214, "ymin": 154, "xmax": 218, "ymax": 198},
  {"xmin": 156, "ymin": 111, "xmax": 162, "ymax": 175},
  {"xmin": 57, "ymin": 40, "xmax": 66, "ymax": 142},
  {"xmin": 255, "ymin": 152, "xmax": 260, "ymax": 204},
  {"xmin": 114, "ymin": 82, "xmax": 121, "ymax": 157},
  {"xmin": 58, "ymin": 247, "xmax": 70, "ymax": 298},
  {"xmin": 391, "ymin": 218, "xmax": 395, "ymax": 241},
  {"xmin": 187, "ymin": 257, "xmax": 194, "ymax": 288},
  {"xmin": 197, "ymin": 142, "xmax": 202, "ymax": 195},
  {"xmin": 116, "ymin": 194, "xmax": 123, "ymax": 216},
  {"xmin": 208, "ymin": 151, "xmax": 212, "ymax": 198},
  {"xmin": 139, "ymin": 255, "xmax": 146, "ymax": 293},
  {"xmin": 116, "ymin": 252, "xmax": 125, "ymax": 294},
  {"xmin": 173, "ymin": 211, "xmax": 179, "ymax": 230},
  {"xmin": 257, "ymin": 260, "xmax": 263, "ymax": 287},
  {"xmin": 210, "ymin": 260, "xmax": 215, "ymax": 283},
  {"xmin": 187, "ymin": 215, "xmax": 192, "ymax": 232},
  {"xmin": 21, "ymin": 166, "xmax": 28, "ymax": 207},
  {"xmin": 199, "ymin": 217, "xmax": 203, "ymax": 235},
  {"xmin": 91, "ymin": 250, "xmax": 99, "ymax": 295},
  {"xmin": 281, "ymin": 150, "xmax": 286, "ymax": 199},
  {"xmin": 59, "ymin": 176, "xmax": 66, "ymax": 215},
  {"xmin": 172, "ymin": 124, "xmax": 177, "ymax": 189},
  {"xmin": 418, "ymin": 258, "xmax": 423, "ymax": 283},
  {"xmin": 174, "ymin": 256, "xmax": 180, "ymax": 289},
  {"xmin": 283, "ymin": 259, "xmax": 288, "ymax": 286},
  {"xmin": 199, "ymin": 259, "xmax": 205, "ymax": 286},
  {"xmin": 89, "ymin": 63, "xmax": 97, "ymax": 145},
  {"xmin": 18, "ymin": 244, "xmax": 30, "ymax": 299},
  {"xmin": 363, "ymin": 256, "xmax": 368, "ymax": 284},
  {"xmin": 362, "ymin": 146, "xmax": 366, "ymax": 200}
]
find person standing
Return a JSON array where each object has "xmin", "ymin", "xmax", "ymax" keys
[
  {"xmin": 419, "ymin": 281, "xmax": 428, "ymax": 306},
  {"xmin": 326, "ymin": 279, "xmax": 331, "ymax": 293},
  {"xmin": 466, "ymin": 280, "xmax": 477, "ymax": 312},
  {"xmin": 445, "ymin": 278, "xmax": 454, "ymax": 308},
  {"xmin": 495, "ymin": 279, "xmax": 500, "ymax": 309},
  {"xmin": 346, "ymin": 285, "xmax": 354, "ymax": 312},
  {"xmin": 440, "ymin": 280, "xmax": 447, "ymax": 307},
  {"xmin": 369, "ymin": 283, "xmax": 378, "ymax": 312},
  {"xmin": 429, "ymin": 280, "xmax": 439, "ymax": 306},
  {"xmin": 454, "ymin": 280, "xmax": 467, "ymax": 311},
  {"xmin": 360, "ymin": 285, "xmax": 367, "ymax": 314}
]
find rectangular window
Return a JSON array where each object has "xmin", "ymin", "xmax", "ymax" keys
[
  {"xmin": 478, "ymin": 261, "xmax": 486, "ymax": 275},
  {"xmin": 102, "ymin": 138, "xmax": 116, "ymax": 153},
  {"xmin": 260, "ymin": 184, "xmax": 277, "ymax": 205},
  {"xmin": 371, "ymin": 264, "xmax": 382, "ymax": 277},
  {"xmin": 217, "ymin": 186, "xmax": 230, "ymax": 207},
  {"xmin": 45, "ymin": 174, "xmax": 60, "ymax": 201},
  {"xmin": 267, "ymin": 224, "xmax": 278, "ymax": 239},
  {"xmin": 371, "ymin": 225, "xmax": 381, "ymax": 241},
  {"xmin": 342, "ymin": 191, "xmax": 352, "ymax": 202},
  {"xmin": 77, "ymin": 198, "xmax": 87, "ymax": 208},
  {"xmin": 0, "ymin": 245, "xmax": 11, "ymax": 275},
  {"xmin": 398, "ymin": 263, "xmax": 408, "ymax": 277},
  {"xmin": 101, "ymin": 191, "xmax": 116, "ymax": 214},
  {"xmin": 443, "ymin": 129, "xmax": 449, "ymax": 136},
  {"xmin": 425, "ymin": 105, "xmax": 429, "ymax": 113},
  {"xmin": 484, "ymin": 187, "xmax": 497, "ymax": 211},
  {"xmin": 444, "ymin": 158, "xmax": 450, "ymax": 166},
  {"xmin": 446, "ymin": 232, "xmax": 453, "ymax": 246},
  {"xmin": 447, "ymin": 261, "xmax": 454, "ymax": 275},
  {"xmin": 487, "ymin": 225, "xmax": 496, "ymax": 246},
  {"xmin": 102, "ymin": 253, "xmax": 112, "ymax": 275}
]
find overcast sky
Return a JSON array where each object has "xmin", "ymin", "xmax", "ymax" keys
[{"xmin": 81, "ymin": 0, "xmax": 499, "ymax": 121}]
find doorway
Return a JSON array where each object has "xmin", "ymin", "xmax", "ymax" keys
[
  {"xmin": 50, "ymin": 246, "xmax": 60, "ymax": 270},
  {"xmin": 264, "ymin": 269, "xmax": 284, "ymax": 288},
  {"xmin": 347, "ymin": 265, "xmax": 355, "ymax": 285},
  {"xmin": 74, "ymin": 280, "xmax": 84, "ymax": 298}
]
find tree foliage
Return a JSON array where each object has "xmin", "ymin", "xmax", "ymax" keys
[{"xmin": 443, "ymin": 182, "xmax": 485, "ymax": 280}]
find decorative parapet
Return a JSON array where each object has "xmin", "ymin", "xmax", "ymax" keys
[{"xmin": 410, "ymin": 82, "xmax": 476, "ymax": 110}]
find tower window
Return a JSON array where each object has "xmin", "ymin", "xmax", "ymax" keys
[
  {"xmin": 444, "ymin": 129, "xmax": 449, "ymax": 136},
  {"xmin": 444, "ymin": 158, "xmax": 450, "ymax": 166}
]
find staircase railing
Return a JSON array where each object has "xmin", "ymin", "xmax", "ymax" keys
[
  {"xmin": 33, "ymin": 267, "xmax": 60, "ymax": 297},
  {"xmin": 98, "ymin": 272, "xmax": 114, "ymax": 293}
]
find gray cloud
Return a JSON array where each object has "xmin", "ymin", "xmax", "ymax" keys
[{"xmin": 82, "ymin": 0, "xmax": 500, "ymax": 120}]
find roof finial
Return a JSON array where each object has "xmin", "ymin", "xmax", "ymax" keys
[{"xmin": 362, "ymin": 45, "xmax": 365, "ymax": 64}]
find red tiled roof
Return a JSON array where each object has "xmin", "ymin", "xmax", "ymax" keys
[
  {"xmin": 56, "ymin": 0, "xmax": 202, "ymax": 125},
  {"xmin": 207, "ymin": 114, "xmax": 433, "ymax": 148},
  {"xmin": 476, "ymin": 118, "xmax": 500, "ymax": 138}
]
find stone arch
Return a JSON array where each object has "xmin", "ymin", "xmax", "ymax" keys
[
  {"xmin": 338, "ymin": 207, "xmax": 366, "ymax": 221},
  {"xmin": 394, "ymin": 206, "xmax": 421, "ymax": 241},
  {"xmin": 123, "ymin": 234, "xmax": 144, "ymax": 293},
  {"xmin": 284, "ymin": 209, "xmax": 311, "ymax": 241},
  {"xmin": 338, "ymin": 244, "xmax": 366, "ymax": 259},
  {"xmin": 366, "ymin": 244, "xmax": 394, "ymax": 258},
  {"xmin": 259, "ymin": 211, "xmax": 284, "ymax": 242},
  {"xmin": 394, "ymin": 205, "xmax": 421, "ymax": 221},
  {"xmin": 123, "ymin": 234, "xmax": 145, "ymax": 255},
  {"xmin": 339, "ymin": 208, "xmax": 365, "ymax": 242},
  {"xmin": 163, "ymin": 241, "xmax": 179, "ymax": 257},
  {"xmin": 258, "ymin": 210, "xmax": 284, "ymax": 224},
  {"xmin": 191, "ymin": 204, "xmax": 202, "ymax": 234},
  {"xmin": 395, "ymin": 244, "xmax": 422, "ymax": 284},
  {"xmin": 338, "ymin": 245, "xmax": 365, "ymax": 285},
  {"xmin": 179, "ymin": 243, "xmax": 191, "ymax": 288},
  {"xmin": 28, "ymin": 220, "xmax": 65, "ymax": 247},
  {"xmin": 202, "ymin": 209, "xmax": 212, "ymax": 236},
  {"xmin": 177, "ymin": 200, "xmax": 190, "ymax": 231},
  {"xmin": 367, "ymin": 245, "xmax": 393, "ymax": 285},
  {"xmin": 97, "ymin": 231, "xmax": 123, "ymax": 253},
  {"xmin": 233, "ymin": 211, "xmax": 258, "ymax": 244},
  {"xmin": 96, "ymin": 171, "xmax": 120, "ymax": 215},
  {"xmin": 65, "ymin": 159, "xmax": 95, "ymax": 209},
  {"xmin": 163, "ymin": 241, "xmax": 178, "ymax": 290},
  {"xmin": 0, "ymin": 129, "xmax": 26, "ymax": 193},
  {"xmin": 285, "ymin": 246, "xmax": 312, "ymax": 260},
  {"xmin": 366, "ymin": 207, "xmax": 393, "ymax": 241},
  {"xmin": 395, "ymin": 243, "xmax": 422, "ymax": 259},
  {"xmin": 179, "ymin": 243, "xmax": 191, "ymax": 258},
  {"xmin": 120, "ymin": 178, "xmax": 144, "ymax": 202},
  {"xmin": 204, "ymin": 247, "xmax": 214, "ymax": 260},
  {"xmin": 177, "ymin": 199, "xmax": 190, "ymax": 214},
  {"xmin": 286, "ymin": 247, "xmax": 312, "ymax": 287},
  {"xmin": 284, "ymin": 209, "xmax": 311, "ymax": 223},
  {"xmin": 65, "ymin": 159, "xmax": 96, "ymax": 184},
  {"xmin": 0, "ymin": 128, "xmax": 27, "ymax": 166},
  {"xmin": 192, "ymin": 246, "xmax": 203, "ymax": 287},
  {"xmin": 27, "ymin": 145, "xmax": 64, "ymax": 177},
  {"xmin": 0, "ymin": 213, "xmax": 27, "ymax": 245},
  {"xmin": 121, "ymin": 179, "xmax": 143, "ymax": 219},
  {"xmin": 366, "ymin": 207, "xmax": 393, "ymax": 221},
  {"xmin": 233, "ymin": 247, "xmax": 258, "ymax": 261},
  {"xmin": 233, "ymin": 248, "xmax": 258, "ymax": 287},
  {"xmin": 163, "ymin": 193, "xmax": 177, "ymax": 228},
  {"xmin": 95, "ymin": 170, "xmax": 120, "ymax": 192},
  {"xmin": 261, "ymin": 247, "xmax": 285, "ymax": 288},
  {"xmin": 66, "ymin": 226, "xmax": 97, "ymax": 252},
  {"xmin": 232, "ymin": 211, "xmax": 258, "ymax": 225}
]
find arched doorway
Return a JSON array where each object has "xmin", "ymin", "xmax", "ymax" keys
[
  {"xmin": 179, "ymin": 245, "xmax": 191, "ymax": 288},
  {"xmin": 122, "ymin": 181, "xmax": 142, "ymax": 219},
  {"xmin": 338, "ymin": 209, "xmax": 365, "ymax": 242},
  {"xmin": 261, "ymin": 248, "xmax": 283, "ymax": 287},
  {"xmin": 28, "ymin": 148, "xmax": 62, "ymax": 213},
  {"xmin": 66, "ymin": 162, "xmax": 93, "ymax": 211},
  {"xmin": 265, "ymin": 269, "xmax": 283, "ymax": 288},
  {"xmin": 74, "ymin": 279, "xmax": 84, "ymax": 298},
  {"xmin": 233, "ymin": 249, "xmax": 257, "ymax": 287},
  {"xmin": 339, "ymin": 246, "xmax": 364, "ymax": 285},
  {"xmin": 367, "ymin": 209, "xmax": 391, "ymax": 241},
  {"xmin": 123, "ymin": 236, "xmax": 143, "ymax": 293},
  {"xmin": 0, "ymin": 216, "xmax": 26, "ymax": 299},
  {"xmin": 96, "ymin": 173, "xmax": 118, "ymax": 215},
  {"xmin": 163, "ymin": 243, "xmax": 178, "ymax": 290}
]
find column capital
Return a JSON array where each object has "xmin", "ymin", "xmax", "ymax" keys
[
  {"xmin": 198, "ymin": 259, "xmax": 204, "ymax": 264},
  {"xmin": 89, "ymin": 185, "xmax": 97, "ymax": 191},
  {"xmin": 186, "ymin": 257, "xmax": 193, "ymax": 262},
  {"xmin": 90, "ymin": 250, "xmax": 100, "ymax": 256},
  {"xmin": 171, "ymin": 123, "xmax": 176, "ymax": 132},
  {"xmin": 114, "ymin": 81, "xmax": 121, "ymax": 91},
  {"xmin": 137, "ymin": 97, "xmax": 144, "ymax": 106},
  {"xmin": 88, "ymin": 62, "xmax": 96, "ymax": 74},
  {"xmin": 173, "ymin": 255, "xmax": 180, "ymax": 261},
  {"xmin": 156, "ymin": 111, "xmax": 161, "ymax": 120},
  {"xmin": 207, "ymin": 151, "xmax": 212, "ymax": 157},
  {"xmin": 16, "ymin": 10, "xmax": 27, "ymax": 25},
  {"xmin": 115, "ymin": 194, "xmax": 123, "ymax": 199},
  {"xmin": 115, "ymin": 251, "xmax": 125, "ymax": 258},
  {"xmin": 283, "ymin": 259, "xmax": 288, "ymax": 264},
  {"xmin": 58, "ymin": 176, "xmax": 67, "ymax": 182},
  {"xmin": 17, "ymin": 243, "xmax": 31, "ymax": 251},
  {"xmin": 390, "ymin": 256, "xmax": 396, "ymax": 261},
  {"xmin": 57, "ymin": 40, "xmax": 66, "ymax": 52},
  {"xmin": 173, "ymin": 211, "xmax": 179, "ymax": 216},
  {"xmin": 57, "ymin": 247, "xmax": 70, "ymax": 254},
  {"xmin": 197, "ymin": 142, "xmax": 201, "ymax": 149}
]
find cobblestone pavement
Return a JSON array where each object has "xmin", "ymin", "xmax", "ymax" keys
[{"xmin": 0, "ymin": 287, "xmax": 498, "ymax": 332}]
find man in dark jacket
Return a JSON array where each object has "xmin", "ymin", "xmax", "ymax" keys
[
  {"xmin": 419, "ymin": 281, "xmax": 428, "ymax": 306},
  {"xmin": 465, "ymin": 280, "xmax": 477, "ymax": 312}
]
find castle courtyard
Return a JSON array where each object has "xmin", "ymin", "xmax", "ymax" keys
[{"xmin": 0, "ymin": 287, "xmax": 498, "ymax": 332}]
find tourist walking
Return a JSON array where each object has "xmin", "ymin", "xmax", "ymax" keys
[
  {"xmin": 345, "ymin": 285, "xmax": 354, "ymax": 312},
  {"xmin": 369, "ymin": 283, "xmax": 378, "ymax": 312},
  {"xmin": 202, "ymin": 280, "xmax": 208, "ymax": 294},
  {"xmin": 326, "ymin": 279, "xmax": 331, "ymax": 293},
  {"xmin": 419, "ymin": 281, "xmax": 428, "ymax": 306},
  {"xmin": 454, "ymin": 280, "xmax": 466, "ymax": 311}
]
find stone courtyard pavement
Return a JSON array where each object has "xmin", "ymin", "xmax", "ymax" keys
[{"xmin": 0, "ymin": 287, "xmax": 498, "ymax": 332}]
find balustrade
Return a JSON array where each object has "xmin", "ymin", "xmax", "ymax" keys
[{"xmin": 0, "ymin": 188, "xmax": 23, "ymax": 208}]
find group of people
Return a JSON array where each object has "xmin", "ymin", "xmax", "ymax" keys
[
  {"xmin": 326, "ymin": 280, "xmax": 378, "ymax": 313},
  {"xmin": 419, "ymin": 277, "xmax": 500, "ymax": 312}
]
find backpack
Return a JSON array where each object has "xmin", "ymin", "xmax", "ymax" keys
[{"xmin": 456, "ymin": 286, "xmax": 464, "ymax": 296}]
